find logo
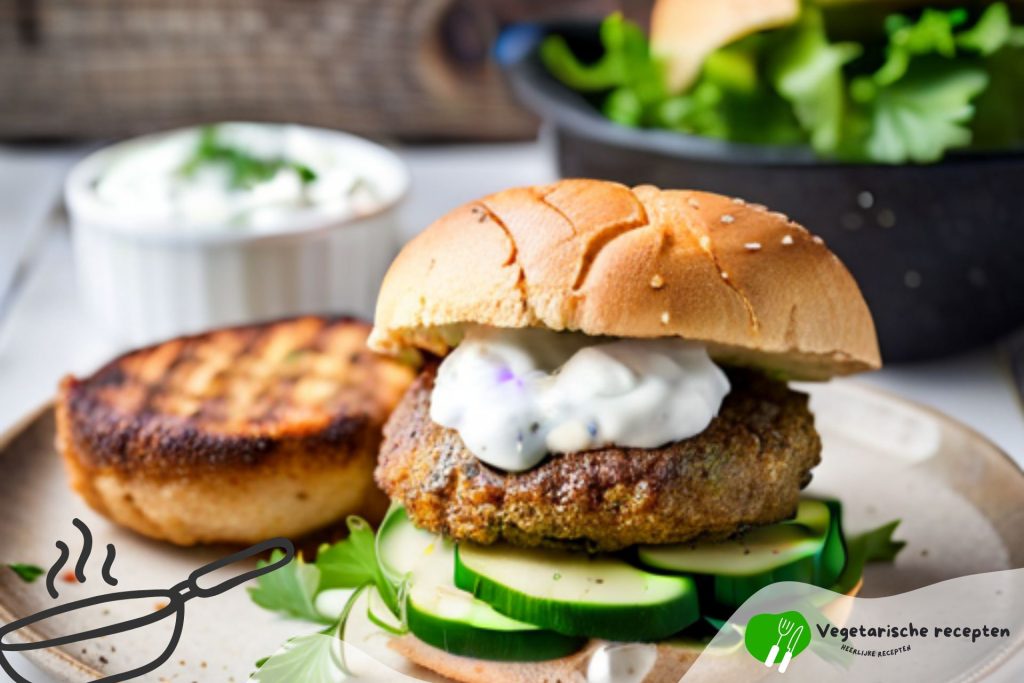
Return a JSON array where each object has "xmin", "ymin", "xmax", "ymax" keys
[{"xmin": 745, "ymin": 610, "xmax": 812, "ymax": 673}]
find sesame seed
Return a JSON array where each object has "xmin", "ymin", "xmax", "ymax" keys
[
  {"xmin": 720, "ymin": 271, "xmax": 730, "ymax": 280},
  {"xmin": 699, "ymin": 235, "xmax": 711, "ymax": 250},
  {"xmin": 650, "ymin": 274, "xmax": 665, "ymax": 289},
  {"xmin": 812, "ymin": 235, "xmax": 825, "ymax": 245},
  {"xmin": 660, "ymin": 311, "xmax": 671, "ymax": 325},
  {"xmin": 687, "ymin": 198, "xmax": 700, "ymax": 209},
  {"xmin": 781, "ymin": 235, "xmax": 794, "ymax": 246},
  {"xmin": 732, "ymin": 197, "xmax": 747, "ymax": 205},
  {"xmin": 744, "ymin": 242, "xmax": 762, "ymax": 251},
  {"xmin": 720, "ymin": 214, "xmax": 735, "ymax": 224}
]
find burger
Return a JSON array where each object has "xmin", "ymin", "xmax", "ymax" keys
[{"xmin": 364, "ymin": 179, "xmax": 880, "ymax": 682}]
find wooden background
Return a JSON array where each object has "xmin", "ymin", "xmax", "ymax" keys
[{"xmin": 0, "ymin": 0, "xmax": 652, "ymax": 141}]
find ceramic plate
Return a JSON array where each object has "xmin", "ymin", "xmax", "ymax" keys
[{"xmin": 0, "ymin": 381, "xmax": 1022, "ymax": 682}]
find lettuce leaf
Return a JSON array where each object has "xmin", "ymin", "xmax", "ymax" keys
[
  {"xmin": 770, "ymin": 7, "xmax": 861, "ymax": 154},
  {"xmin": 957, "ymin": 2, "xmax": 1022, "ymax": 56},
  {"xmin": 853, "ymin": 61, "xmax": 989, "ymax": 163},
  {"xmin": 540, "ymin": 13, "xmax": 665, "ymax": 126},
  {"xmin": 540, "ymin": 4, "xmax": 1024, "ymax": 164}
]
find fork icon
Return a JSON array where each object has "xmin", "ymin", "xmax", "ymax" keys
[{"xmin": 764, "ymin": 617, "xmax": 794, "ymax": 668}]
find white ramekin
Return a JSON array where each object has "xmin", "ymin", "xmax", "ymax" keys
[{"xmin": 65, "ymin": 125, "xmax": 409, "ymax": 347}]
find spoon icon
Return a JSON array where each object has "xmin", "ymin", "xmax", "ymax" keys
[{"xmin": 0, "ymin": 537, "xmax": 294, "ymax": 683}]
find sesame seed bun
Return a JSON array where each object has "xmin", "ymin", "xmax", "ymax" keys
[{"xmin": 368, "ymin": 179, "xmax": 880, "ymax": 380}]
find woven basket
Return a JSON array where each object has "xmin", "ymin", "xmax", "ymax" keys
[{"xmin": 0, "ymin": 0, "xmax": 574, "ymax": 141}]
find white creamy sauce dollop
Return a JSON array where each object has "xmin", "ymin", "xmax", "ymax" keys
[
  {"xmin": 92, "ymin": 123, "xmax": 378, "ymax": 230},
  {"xmin": 586, "ymin": 643, "xmax": 659, "ymax": 683},
  {"xmin": 429, "ymin": 326, "xmax": 731, "ymax": 472}
]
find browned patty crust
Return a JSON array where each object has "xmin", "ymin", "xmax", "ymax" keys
[
  {"xmin": 58, "ymin": 315, "xmax": 415, "ymax": 545},
  {"xmin": 376, "ymin": 363, "xmax": 821, "ymax": 551}
]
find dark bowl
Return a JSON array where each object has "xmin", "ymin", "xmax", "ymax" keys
[{"xmin": 497, "ymin": 23, "xmax": 1024, "ymax": 363}]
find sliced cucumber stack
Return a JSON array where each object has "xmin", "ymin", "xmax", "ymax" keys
[
  {"xmin": 636, "ymin": 499, "xmax": 847, "ymax": 612},
  {"xmin": 376, "ymin": 506, "xmax": 584, "ymax": 661},
  {"xmin": 454, "ymin": 543, "xmax": 700, "ymax": 641}
]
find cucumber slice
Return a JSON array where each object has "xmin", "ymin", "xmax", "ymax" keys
[
  {"xmin": 376, "ymin": 503, "xmax": 440, "ymax": 582},
  {"xmin": 455, "ymin": 543, "xmax": 700, "ymax": 641},
  {"xmin": 377, "ymin": 506, "xmax": 584, "ymax": 661},
  {"xmin": 636, "ymin": 499, "xmax": 847, "ymax": 612}
]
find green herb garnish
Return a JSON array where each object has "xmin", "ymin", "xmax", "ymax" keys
[
  {"xmin": 831, "ymin": 519, "xmax": 906, "ymax": 595},
  {"xmin": 7, "ymin": 563, "xmax": 44, "ymax": 583},
  {"xmin": 542, "ymin": 4, "xmax": 1024, "ymax": 163},
  {"xmin": 248, "ymin": 622, "xmax": 347, "ymax": 683},
  {"xmin": 248, "ymin": 515, "xmax": 407, "ymax": 678},
  {"xmin": 179, "ymin": 126, "xmax": 318, "ymax": 190}
]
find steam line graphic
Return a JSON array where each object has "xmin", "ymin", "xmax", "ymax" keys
[
  {"xmin": 45, "ymin": 518, "xmax": 117, "ymax": 599},
  {"xmin": 0, "ymin": 536, "xmax": 294, "ymax": 683}
]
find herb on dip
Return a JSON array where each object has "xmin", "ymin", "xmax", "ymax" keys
[
  {"xmin": 180, "ymin": 126, "xmax": 318, "ymax": 190},
  {"xmin": 91, "ymin": 123, "xmax": 378, "ymax": 230}
]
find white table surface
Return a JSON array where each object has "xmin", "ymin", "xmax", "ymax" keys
[{"xmin": 0, "ymin": 141, "xmax": 1021, "ymax": 682}]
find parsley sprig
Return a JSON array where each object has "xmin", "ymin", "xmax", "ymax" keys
[
  {"xmin": 248, "ymin": 515, "xmax": 407, "ymax": 680},
  {"xmin": 179, "ymin": 126, "xmax": 318, "ymax": 190}
]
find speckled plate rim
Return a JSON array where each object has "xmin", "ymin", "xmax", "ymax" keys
[
  {"xmin": 0, "ymin": 381, "xmax": 1022, "ymax": 683},
  {"xmin": 0, "ymin": 401, "xmax": 104, "ymax": 682}
]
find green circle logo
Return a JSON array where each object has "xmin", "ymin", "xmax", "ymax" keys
[{"xmin": 744, "ymin": 611, "xmax": 812, "ymax": 673}]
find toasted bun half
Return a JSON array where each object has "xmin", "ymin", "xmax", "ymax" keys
[
  {"xmin": 369, "ymin": 180, "xmax": 880, "ymax": 380},
  {"xmin": 652, "ymin": 0, "xmax": 800, "ymax": 92}
]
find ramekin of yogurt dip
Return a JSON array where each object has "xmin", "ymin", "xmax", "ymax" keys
[{"xmin": 65, "ymin": 122, "xmax": 409, "ymax": 345}]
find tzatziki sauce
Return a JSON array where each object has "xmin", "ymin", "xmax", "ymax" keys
[
  {"xmin": 429, "ymin": 326, "xmax": 731, "ymax": 472},
  {"xmin": 91, "ymin": 123, "xmax": 378, "ymax": 230}
]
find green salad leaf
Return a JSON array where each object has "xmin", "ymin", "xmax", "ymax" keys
[
  {"xmin": 957, "ymin": 2, "xmax": 1023, "ymax": 55},
  {"xmin": 249, "ymin": 515, "xmax": 408, "ymax": 675},
  {"xmin": 770, "ymin": 7, "xmax": 861, "ymax": 154},
  {"xmin": 250, "ymin": 625, "xmax": 346, "ymax": 683},
  {"xmin": 873, "ymin": 8, "xmax": 968, "ymax": 86},
  {"xmin": 541, "ymin": 4, "xmax": 1024, "ymax": 164},
  {"xmin": 540, "ymin": 12, "xmax": 666, "ymax": 127},
  {"xmin": 249, "ymin": 549, "xmax": 329, "ymax": 625},
  {"xmin": 314, "ymin": 516, "xmax": 400, "ymax": 616},
  {"xmin": 853, "ymin": 62, "xmax": 989, "ymax": 164}
]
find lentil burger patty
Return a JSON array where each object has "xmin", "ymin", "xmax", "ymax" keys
[{"xmin": 376, "ymin": 363, "xmax": 821, "ymax": 552}]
